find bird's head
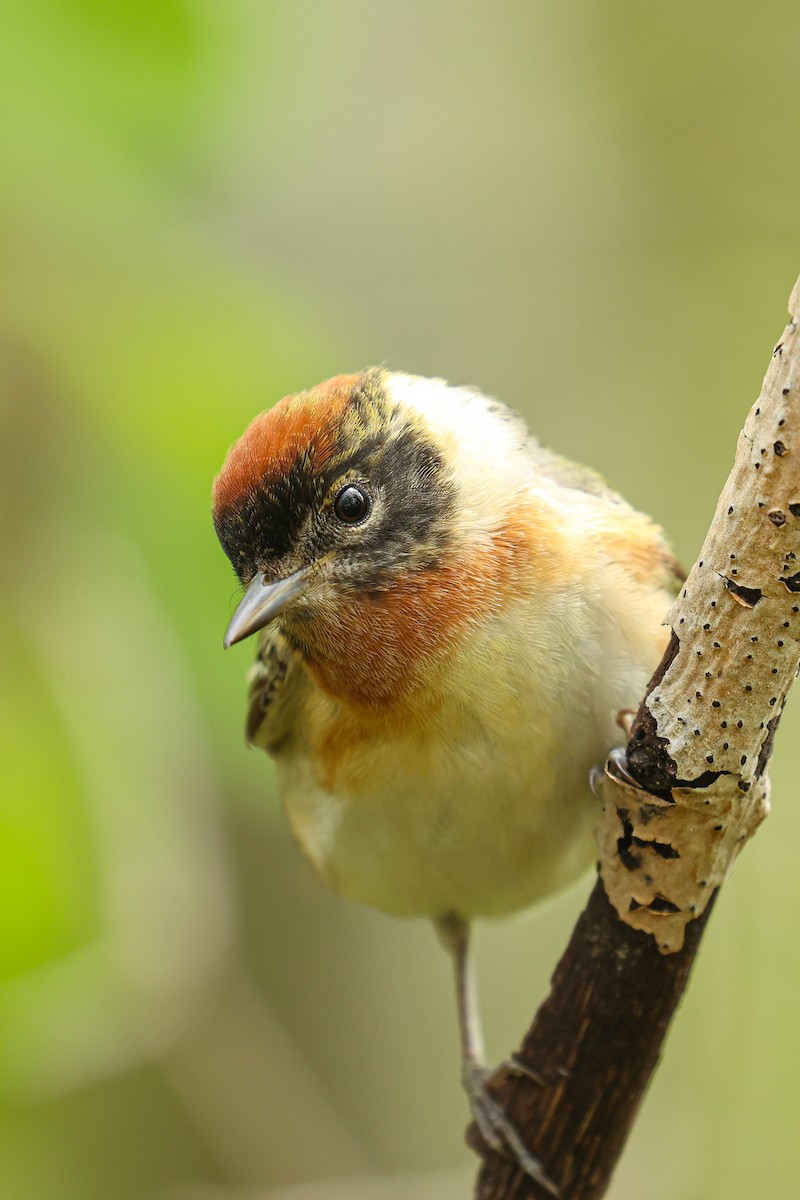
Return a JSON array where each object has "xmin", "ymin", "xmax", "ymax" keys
[
  {"xmin": 213, "ymin": 368, "xmax": 540, "ymax": 703},
  {"xmin": 213, "ymin": 370, "xmax": 464, "ymax": 646}
]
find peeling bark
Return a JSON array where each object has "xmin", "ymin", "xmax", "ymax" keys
[
  {"xmin": 472, "ymin": 275, "xmax": 800, "ymax": 1199},
  {"xmin": 598, "ymin": 278, "xmax": 800, "ymax": 950}
]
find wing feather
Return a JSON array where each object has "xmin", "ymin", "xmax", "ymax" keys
[
  {"xmin": 246, "ymin": 626, "xmax": 307, "ymax": 754},
  {"xmin": 526, "ymin": 436, "xmax": 685, "ymax": 595}
]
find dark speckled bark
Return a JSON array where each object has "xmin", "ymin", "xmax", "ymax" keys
[{"xmin": 470, "ymin": 876, "xmax": 714, "ymax": 1199}]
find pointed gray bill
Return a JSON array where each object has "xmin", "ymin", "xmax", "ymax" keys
[{"xmin": 224, "ymin": 567, "xmax": 311, "ymax": 648}]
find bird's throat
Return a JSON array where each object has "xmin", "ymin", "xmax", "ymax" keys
[{"xmin": 286, "ymin": 513, "xmax": 544, "ymax": 711}]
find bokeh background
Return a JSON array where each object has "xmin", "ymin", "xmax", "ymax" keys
[{"xmin": 2, "ymin": 3, "xmax": 799, "ymax": 1198}]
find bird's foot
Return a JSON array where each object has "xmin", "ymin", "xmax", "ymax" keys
[
  {"xmin": 616, "ymin": 708, "xmax": 636, "ymax": 739},
  {"xmin": 463, "ymin": 1063, "xmax": 559, "ymax": 1196},
  {"xmin": 504, "ymin": 1054, "xmax": 546, "ymax": 1087}
]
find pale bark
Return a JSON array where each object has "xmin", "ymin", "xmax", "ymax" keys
[{"xmin": 473, "ymin": 275, "xmax": 800, "ymax": 1200}]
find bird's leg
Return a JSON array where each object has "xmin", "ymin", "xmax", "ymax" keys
[{"xmin": 434, "ymin": 914, "xmax": 558, "ymax": 1196}]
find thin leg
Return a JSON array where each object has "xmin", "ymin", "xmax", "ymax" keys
[
  {"xmin": 435, "ymin": 912, "xmax": 486, "ymax": 1070},
  {"xmin": 434, "ymin": 914, "xmax": 559, "ymax": 1195}
]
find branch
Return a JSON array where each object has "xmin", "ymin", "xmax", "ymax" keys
[{"xmin": 471, "ymin": 274, "xmax": 800, "ymax": 1199}]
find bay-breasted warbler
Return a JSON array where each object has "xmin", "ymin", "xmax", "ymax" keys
[{"xmin": 212, "ymin": 368, "xmax": 679, "ymax": 1189}]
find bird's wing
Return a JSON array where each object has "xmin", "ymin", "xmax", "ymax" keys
[
  {"xmin": 246, "ymin": 625, "xmax": 308, "ymax": 754},
  {"xmin": 526, "ymin": 436, "xmax": 686, "ymax": 595}
]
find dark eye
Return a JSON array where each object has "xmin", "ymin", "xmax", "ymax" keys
[{"xmin": 333, "ymin": 484, "xmax": 371, "ymax": 524}]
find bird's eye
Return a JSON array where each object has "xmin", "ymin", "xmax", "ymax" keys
[{"xmin": 333, "ymin": 484, "xmax": 371, "ymax": 524}]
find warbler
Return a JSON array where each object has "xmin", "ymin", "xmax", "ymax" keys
[{"xmin": 212, "ymin": 368, "xmax": 678, "ymax": 1187}]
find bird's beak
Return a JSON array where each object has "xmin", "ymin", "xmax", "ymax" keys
[{"xmin": 223, "ymin": 567, "xmax": 311, "ymax": 648}]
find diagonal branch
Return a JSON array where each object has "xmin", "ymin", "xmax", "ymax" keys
[{"xmin": 471, "ymin": 274, "xmax": 800, "ymax": 1200}]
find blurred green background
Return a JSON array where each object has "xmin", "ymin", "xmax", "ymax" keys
[{"xmin": 1, "ymin": 2, "xmax": 799, "ymax": 1198}]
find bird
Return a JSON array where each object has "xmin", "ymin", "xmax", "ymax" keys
[{"xmin": 212, "ymin": 368, "xmax": 679, "ymax": 1191}]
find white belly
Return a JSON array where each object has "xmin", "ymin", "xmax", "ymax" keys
[{"xmin": 277, "ymin": 592, "xmax": 666, "ymax": 920}]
